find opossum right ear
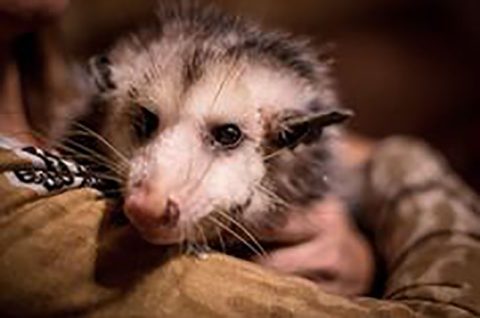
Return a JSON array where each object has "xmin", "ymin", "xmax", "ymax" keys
[
  {"xmin": 270, "ymin": 108, "xmax": 353, "ymax": 150},
  {"xmin": 87, "ymin": 55, "xmax": 117, "ymax": 93}
]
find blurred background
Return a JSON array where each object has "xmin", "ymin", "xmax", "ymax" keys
[{"xmin": 60, "ymin": 0, "xmax": 480, "ymax": 191}]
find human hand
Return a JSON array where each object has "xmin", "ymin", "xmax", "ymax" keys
[{"xmin": 254, "ymin": 196, "xmax": 375, "ymax": 296}]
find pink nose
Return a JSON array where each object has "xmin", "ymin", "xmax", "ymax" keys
[
  {"xmin": 124, "ymin": 192, "xmax": 181, "ymax": 229},
  {"xmin": 162, "ymin": 199, "xmax": 181, "ymax": 227}
]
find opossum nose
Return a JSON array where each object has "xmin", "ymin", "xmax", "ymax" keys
[
  {"xmin": 124, "ymin": 192, "xmax": 181, "ymax": 228},
  {"xmin": 162, "ymin": 198, "xmax": 181, "ymax": 227}
]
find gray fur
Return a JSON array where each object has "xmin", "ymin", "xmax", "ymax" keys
[{"xmin": 92, "ymin": 1, "xmax": 330, "ymax": 92}]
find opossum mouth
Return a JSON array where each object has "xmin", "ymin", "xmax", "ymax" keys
[
  {"xmin": 136, "ymin": 225, "xmax": 184, "ymax": 245},
  {"xmin": 130, "ymin": 196, "xmax": 255, "ymax": 246}
]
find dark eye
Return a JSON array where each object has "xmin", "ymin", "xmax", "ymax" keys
[
  {"xmin": 275, "ymin": 122, "xmax": 312, "ymax": 149},
  {"xmin": 132, "ymin": 105, "xmax": 159, "ymax": 142},
  {"xmin": 211, "ymin": 123, "xmax": 244, "ymax": 149}
]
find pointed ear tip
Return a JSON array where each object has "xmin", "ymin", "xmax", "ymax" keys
[
  {"xmin": 331, "ymin": 109, "xmax": 354, "ymax": 122},
  {"xmin": 337, "ymin": 109, "xmax": 355, "ymax": 118}
]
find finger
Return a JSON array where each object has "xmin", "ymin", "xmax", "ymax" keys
[
  {"xmin": 255, "ymin": 196, "xmax": 350, "ymax": 243},
  {"xmin": 255, "ymin": 239, "xmax": 356, "ymax": 295},
  {"xmin": 254, "ymin": 232, "xmax": 375, "ymax": 296},
  {"xmin": 254, "ymin": 236, "xmax": 335, "ymax": 274},
  {"xmin": 254, "ymin": 211, "xmax": 317, "ymax": 243}
]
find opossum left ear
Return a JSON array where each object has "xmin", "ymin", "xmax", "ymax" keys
[
  {"xmin": 87, "ymin": 55, "xmax": 117, "ymax": 93},
  {"xmin": 271, "ymin": 108, "xmax": 353, "ymax": 150}
]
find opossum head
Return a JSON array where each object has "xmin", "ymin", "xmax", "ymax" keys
[{"xmin": 86, "ymin": 2, "xmax": 351, "ymax": 245}]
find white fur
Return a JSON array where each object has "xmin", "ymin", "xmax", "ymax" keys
[{"xmin": 110, "ymin": 46, "xmax": 324, "ymax": 243}]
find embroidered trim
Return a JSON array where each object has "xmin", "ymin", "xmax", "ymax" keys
[{"xmin": 6, "ymin": 146, "xmax": 101, "ymax": 194}]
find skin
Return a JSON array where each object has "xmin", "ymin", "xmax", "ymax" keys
[
  {"xmin": 0, "ymin": 0, "xmax": 68, "ymax": 41},
  {"xmin": 254, "ymin": 136, "xmax": 376, "ymax": 295},
  {"xmin": 256, "ymin": 202, "xmax": 373, "ymax": 296},
  {"xmin": 0, "ymin": 0, "xmax": 69, "ymax": 145},
  {"xmin": 0, "ymin": 0, "xmax": 374, "ymax": 296}
]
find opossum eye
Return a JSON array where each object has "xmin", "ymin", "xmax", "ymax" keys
[
  {"xmin": 132, "ymin": 105, "xmax": 159, "ymax": 142},
  {"xmin": 276, "ymin": 122, "xmax": 313, "ymax": 149},
  {"xmin": 211, "ymin": 123, "xmax": 244, "ymax": 149}
]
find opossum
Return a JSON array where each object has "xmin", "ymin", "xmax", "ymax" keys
[{"xmin": 71, "ymin": 0, "xmax": 352, "ymax": 247}]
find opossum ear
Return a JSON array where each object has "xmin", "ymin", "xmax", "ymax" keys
[
  {"xmin": 271, "ymin": 108, "xmax": 353, "ymax": 150},
  {"xmin": 87, "ymin": 55, "xmax": 117, "ymax": 93}
]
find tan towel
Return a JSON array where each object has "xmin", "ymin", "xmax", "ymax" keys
[{"xmin": 0, "ymin": 136, "xmax": 479, "ymax": 317}]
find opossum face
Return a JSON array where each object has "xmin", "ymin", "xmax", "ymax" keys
[{"xmin": 86, "ymin": 3, "xmax": 351, "ymax": 245}]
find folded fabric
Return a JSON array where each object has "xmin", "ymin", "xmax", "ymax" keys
[{"xmin": 0, "ymin": 136, "xmax": 479, "ymax": 317}]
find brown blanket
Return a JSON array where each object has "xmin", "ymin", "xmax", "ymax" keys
[{"xmin": 0, "ymin": 136, "xmax": 479, "ymax": 317}]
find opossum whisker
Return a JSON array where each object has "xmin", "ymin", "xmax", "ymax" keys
[
  {"xmin": 58, "ymin": 138, "xmax": 128, "ymax": 175},
  {"xmin": 62, "ymin": 135, "xmax": 129, "ymax": 175},
  {"xmin": 87, "ymin": 172, "xmax": 125, "ymax": 185},
  {"xmin": 65, "ymin": 129, "xmax": 130, "ymax": 171},
  {"xmin": 207, "ymin": 215, "xmax": 264, "ymax": 258},
  {"xmin": 208, "ymin": 58, "xmax": 241, "ymax": 112},
  {"xmin": 23, "ymin": 130, "xmax": 128, "ymax": 180},
  {"xmin": 191, "ymin": 224, "xmax": 201, "ymax": 248},
  {"xmin": 195, "ymin": 222, "xmax": 210, "ymax": 251},
  {"xmin": 71, "ymin": 122, "xmax": 130, "ymax": 166},
  {"xmin": 183, "ymin": 156, "xmax": 215, "ymax": 199},
  {"xmin": 185, "ymin": 223, "xmax": 203, "ymax": 255},
  {"xmin": 183, "ymin": 222, "xmax": 197, "ymax": 256},
  {"xmin": 215, "ymin": 226, "xmax": 227, "ymax": 254},
  {"xmin": 213, "ymin": 209, "xmax": 266, "ymax": 257},
  {"xmin": 255, "ymin": 183, "xmax": 292, "ymax": 210},
  {"xmin": 262, "ymin": 147, "xmax": 289, "ymax": 162},
  {"xmin": 62, "ymin": 154, "xmax": 127, "ymax": 178},
  {"xmin": 256, "ymin": 186, "xmax": 288, "ymax": 208}
]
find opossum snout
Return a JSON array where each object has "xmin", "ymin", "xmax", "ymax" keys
[{"xmin": 124, "ymin": 182, "xmax": 182, "ymax": 238}]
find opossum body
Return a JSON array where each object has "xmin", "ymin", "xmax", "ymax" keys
[{"xmin": 78, "ymin": 1, "xmax": 352, "ymax": 245}]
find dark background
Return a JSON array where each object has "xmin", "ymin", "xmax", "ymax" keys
[{"xmin": 61, "ymin": 0, "xmax": 480, "ymax": 191}]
